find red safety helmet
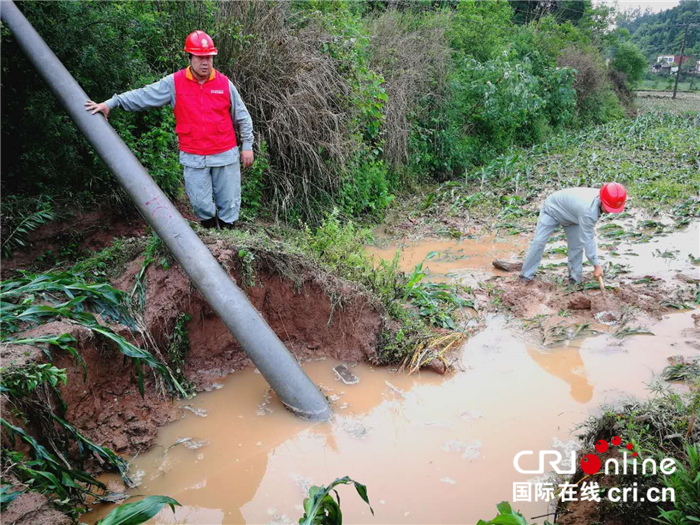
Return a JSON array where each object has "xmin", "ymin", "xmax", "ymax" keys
[
  {"xmin": 184, "ymin": 30, "xmax": 218, "ymax": 56},
  {"xmin": 600, "ymin": 182, "xmax": 627, "ymax": 213}
]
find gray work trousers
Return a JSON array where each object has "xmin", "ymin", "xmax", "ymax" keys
[
  {"xmin": 183, "ymin": 162, "xmax": 241, "ymax": 224},
  {"xmin": 520, "ymin": 207, "xmax": 585, "ymax": 283}
]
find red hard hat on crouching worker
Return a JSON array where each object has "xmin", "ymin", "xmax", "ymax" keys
[
  {"xmin": 184, "ymin": 30, "xmax": 218, "ymax": 56},
  {"xmin": 600, "ymin": 182, "xmax": 627, "ymax": 213}
]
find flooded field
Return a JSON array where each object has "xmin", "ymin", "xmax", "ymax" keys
[
  {"xmin": 84, "ymin": 312, "xmax": 697, "ymax": 524},
  {"xmin": 84, "ymin": 221, "xmax": 699, "ymax": 524}
]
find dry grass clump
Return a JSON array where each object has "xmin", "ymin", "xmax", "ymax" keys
[
  {"xmin": 368, "ymin": 9, "xmax": 451, "ymax": 171},
  {"xmin": 556, "ymin": 47, "xmax": 608, "ymax": 110},
  {"xmin": 208, "ymin": 1, "xmax": 355, "ymax": 219}
]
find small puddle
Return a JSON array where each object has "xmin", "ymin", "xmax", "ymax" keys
[
  {"xmin": 365, "ymin": 234, "xmax": 527, "ymax": 284},
  {"xmin": 84, "ymin": 225, "xmax": 698, "ymax": 524}
]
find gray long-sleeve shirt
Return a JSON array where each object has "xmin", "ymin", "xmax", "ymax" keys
[
  {"xmin": 543, "ymin": 188, "xmax": 602, "ymax": 266},
  {"xmin": 106, "ymin": 71, "xmax": 253, "ymax": 168}
]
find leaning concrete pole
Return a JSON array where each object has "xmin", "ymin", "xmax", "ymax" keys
[{"xmin": 1, "ymin": 0, "xmax": 331, "ymax": 420}]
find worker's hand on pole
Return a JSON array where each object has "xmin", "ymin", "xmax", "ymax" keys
[
  {"xmin": 593, "ymin": 265, "xmax": 604, "ymax": 278},
  {"xmin": 241, "ymin": 150, "xmax": 254, "ymax": 170},
  {"xmin": 85, "ymin": 100, "xmax": 110, "ymax": 119}
]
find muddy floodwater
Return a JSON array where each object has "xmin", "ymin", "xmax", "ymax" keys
[{"xmin": 85, "ymin": 224, "xmax": 699, "ymax": 525}]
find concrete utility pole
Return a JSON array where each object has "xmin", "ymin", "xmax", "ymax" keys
[
  {"xmin": 1, "ymin": 0, "xmax": 332, "ymax": 420},
  {"xmin": 673, "ymin": 23, "xmax": 699, "ymax": 100}
]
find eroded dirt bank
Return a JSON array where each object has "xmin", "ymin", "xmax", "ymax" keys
[{"xmin": 2, "ymin": 238, "xmax": 385, "ymax": 462}]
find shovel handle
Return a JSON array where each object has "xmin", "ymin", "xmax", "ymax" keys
[{"xmin": 597, "ymin": 275, "xmax": 606, "ymax": 294}]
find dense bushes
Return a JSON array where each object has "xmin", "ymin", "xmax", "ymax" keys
[{"xmin": 2, "ymin": 0, "xmax": 635, "ymax": 225}]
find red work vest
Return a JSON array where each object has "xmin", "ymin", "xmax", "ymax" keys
[{"xmin": 173, "ymin": 68, "xmax": 237, "ymax": 155}]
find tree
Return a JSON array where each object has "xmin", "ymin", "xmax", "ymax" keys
[{"xmin": 611, "ymin": 41, "xmax": 648, "ymax": 88}]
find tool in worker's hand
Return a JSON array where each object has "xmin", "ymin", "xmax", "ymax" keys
[{"xmin": 597, "ymin": 275, "xmax": 606, "ymax": 296}]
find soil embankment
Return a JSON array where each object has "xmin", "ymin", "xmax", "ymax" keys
[{"xmin": 2, "ymin": 234, "xmax": 385, "ymax": 458}]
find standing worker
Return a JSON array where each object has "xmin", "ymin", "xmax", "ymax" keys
[
  {"xmin": 86, "ymin": 31, "xmax": 254, "ymax": 230},
  {"xmin": 519, "ymin": 183, "xmax": 627, "ymax": 284}
]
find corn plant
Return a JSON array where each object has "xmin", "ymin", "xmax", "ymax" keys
[
  {"xmin": 1, "ymin": 419, "xmax": 107, "ymax": 500},
  {"xmin": 1, "ymin": 207, "xmax": 54, "ymax": 258},
  {"xmin": 299, "ymin": 476, "xmax": 373, "ymax": 525},
  {"xmin": 477, "ymin": 501, "xmax": 558, "ymax": 525},
  {"xmin": 404, "ymin": 252, "xmax": 473, "ymax": 330},
  {"xmin": 0, "ymin": 272, "xmax": 187, "ymax": 397},
  {"xmin": 96, "ymin": 495, "xmax": 181, "ymax": 525}
]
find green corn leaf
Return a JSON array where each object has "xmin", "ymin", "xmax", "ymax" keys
[{"xmin": 96, "ymin": 495, "xmax": 181, "ymax": 525}]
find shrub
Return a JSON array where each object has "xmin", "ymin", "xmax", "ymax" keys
[
  {"xmin": 611, "ymin": 41, "xmax": 648, "ymax": 89},
  {"xmin": 557, "ymin": 47, "xmax": 624, "ymax": 125}
]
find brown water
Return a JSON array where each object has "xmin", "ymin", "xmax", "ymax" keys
[
  {"xmin": 365, "ymin": 235, "xmax": 528, "ymax": 284},
  {"xmin": 84, "ymin": 226, "xmax": 698, "ymax": 525}
]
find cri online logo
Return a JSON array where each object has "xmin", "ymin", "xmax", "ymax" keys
[
  {"xmin": 514, "ymin": 436, "xmax": 677, "ymax": 476},
  {"xmin": 581, "ymin": 435, "xmax": 634, "ymax": 475}
]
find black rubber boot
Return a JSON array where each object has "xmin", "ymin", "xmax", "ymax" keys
[
  {"xmin": 220, "ymin": 221, "xmax": 236, "ymax": 230},
  {"xmin": 200, "ymin": 217, "xmax": 218, "ymax": 229}
]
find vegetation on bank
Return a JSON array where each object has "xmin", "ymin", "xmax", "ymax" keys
[
  {"xmin": 570, "ymin": 384, "xmax": 700, "ymax": 525},
  {"xmin": 3, "ymin": 0, "xmax": 639, "ymax": 236}
]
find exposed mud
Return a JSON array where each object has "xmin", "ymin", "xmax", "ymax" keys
[
  {"xmin": 1, "ymin": 207, "xmax": 147, "ymax": 278},
  {"xmin": 2, "ymin": 239, "xmax": 384, "ymax": 461},
  {"xmin": 495, "ymin": 276, "xmax": 675, "ymax": 319},
  {"xmin": 1, "ymin": 491, "xmax": 72, "ymax": 525}
]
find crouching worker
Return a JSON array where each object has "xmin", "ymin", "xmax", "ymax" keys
[
  {"xmin": 520, "ymin": 183, "xmax": 627, "ymax": 284},
  {"xmin": 85, "ymin": 31, "xmax": 254, "ymax": 230}
]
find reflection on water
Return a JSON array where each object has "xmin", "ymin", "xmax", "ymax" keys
[{"xmin": 527, "ymin": 345, "xmax": 594, "ymax": 404}]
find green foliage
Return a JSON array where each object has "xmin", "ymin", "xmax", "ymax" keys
[
  {"xmin": 299, "ymin": 476, "xmax": 373, "ymax": 525},
  {"xmin": 304, "ymin": 209, "xmax": 373, "ymax": 273},
  {"xmin": 0, "ymin": 485, "xmax": 24, "ymax": 510},
  {"xmin": 0, "ymin": 271, "xmax": 187, "ymax": 397},
  {"xmin": 340, "ymin": 156, "xmax": 394, "ymax": 217},
  {"xmin": 241, "ymin": 141, "xmax": 270, "ymax": 221},
  {"xmin": 654, "ymin": 444, "xmax": 700, "ymax": 525},
  {"xmin": 1, "ymin": 198, "xmax": 55, "ymax": 258},
  {"xmin": 1, "ymin": 2, "xmax": 182, "ymax": 205},
  {"xmin": 0, "ymin": 363, "xmax": 66, "ymax": 398},
  {"xmin": 477, "ymin": 501, "xmax": 557, "ymax": 525},
  {"xmin": 611, "ymin": 41, "xmax": 648, "ymax": 88},
  {"xmin": 449, "ymin": 1, "xmax": 513, "ymax": 62},
  {"xmin": 72, "ymin": 237, "xmax": 145, "ymax": 281},
  {"xmin": 97, "ymin": 495, "xmax": 181, "ymax": 525},
  {"xmin": 1, "ymin": 419, "xmax": 106, "ymax": 506},
  {"xmin": 237, "ymin": 249, "xmax": 257, "ymax": 288},
  {"xmin": 404, "ymin": 252, "xmax": 472, "ymax": 329},
  {"xmin": 662, "ymin": 359, "xmax": 700, "ymax": 383}
]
